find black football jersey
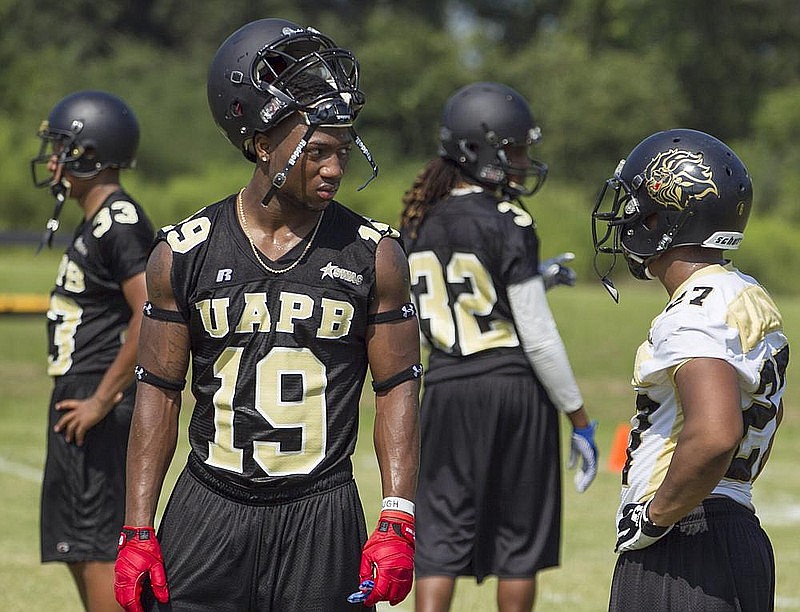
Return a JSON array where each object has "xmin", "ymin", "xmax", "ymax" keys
[
  {"xmin": 46, "ymin": 190, "xmax": 154, "ymax": 377},
  {"xmin": 159, "ymin": 195, "xmax": 398, "ymax": 490},
  {"xmin": 403, "ymin": 190, "xmax": 540, "ymax": 383}
]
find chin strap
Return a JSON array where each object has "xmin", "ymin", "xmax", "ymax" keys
[
  {"xmin": 351, "ymin": 127, "xmax": 378, "ymax": 190},
  {"xmin": 36, "ymin": 180, "xmax": 69, "ymax": 253},
  {"xmin": 261, "ymin": 123, "xmax": 318, "ymax": 207}
]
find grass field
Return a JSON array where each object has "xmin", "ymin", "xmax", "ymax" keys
[{"xmin": 1, "ymin": 245, "xmax": 799, "ymax": 611}]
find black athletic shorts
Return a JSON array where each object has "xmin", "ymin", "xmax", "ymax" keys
[
  {"xmin": 414, "ymin": 374, "xmax": 561, "ymax": 582},
  {"xmin": 40, "ymin": 374, "xmax": 135, "ymax": 563},
  {"xmin": 609, "ymin": 497, "xmax": 775, "ymax": 611},
  {"xmin": 143, "ymin": 457, "xmax": 371, "ymax": 611}
]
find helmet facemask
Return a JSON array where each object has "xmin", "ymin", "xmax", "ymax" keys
[
  {"xmin": 254, "ymin": 66, "xmax": 377, "ymax": 206},
  {"xmin": 247, "ymin": 33, "xmax": 362, "ymax": 138},
  {"xmin": 592, "ymin": 159, "xmax": 700, "ymax": 290},
  {"xmin": 444, "ymin": 123, "xmax": 547, "ymax": 200},
  {"xmin": 31, "ymin": 122, "xmax": 111, "ymax": 188},
  {"xmin": 491, "ymin": 126, "xmax": 548, "ymax": 200}
]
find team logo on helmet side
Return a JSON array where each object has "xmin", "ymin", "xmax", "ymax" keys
[{"xmin": 643, "ymin": 149, "xmax": 719, "ymax": 210}]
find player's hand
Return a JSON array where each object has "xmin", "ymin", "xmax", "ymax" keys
[
  {"xmin": 114, "ymin": 526, "xmax": 169, "ymax": 612},
  {"xmin": 349, "ymin": 509, "xmax": 415, "ymax": 606},
  {"xmin": 615, "ymin": 499, "xmax": 673, "ymax": 553},
  {"xmin": 568, "ymin": 420, "xmax": 598, "ymax": 493},
  {"xmin": 539, "ymin": 252, "xmax": 576, "ymax": 290},
  {"xmin": 54, "ymin": 392, "xmax": 123, "ymax": 446}
]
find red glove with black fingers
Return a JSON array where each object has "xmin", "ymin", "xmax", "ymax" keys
[
  {"xmin": 114, "ymin": 526, "xmax": 170, "ymax": 612},
  {"xmin": 357, "ymin": 509, "xmax": 415, "ymax": 606}
]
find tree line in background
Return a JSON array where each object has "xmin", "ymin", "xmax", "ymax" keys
[{"xmin": 2, "ymin": 0, "xmax": 800, "ymax": 291}]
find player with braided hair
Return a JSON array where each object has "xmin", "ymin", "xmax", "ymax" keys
[{"xmin": 401, "ymin": 82, "xmax": 597, "ymax": 611}]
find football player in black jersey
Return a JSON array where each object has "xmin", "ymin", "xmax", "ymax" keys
[
  {"xmin": 400, "ymin": 82, "xmax": 598, "ymax": 612},
  {"xmin": 113, "ymin": 19, "xmax": 421, "ymax": 612},
  {"xmin": 31, "ymin": 90, "xmax": 154, "ymax": 611}
]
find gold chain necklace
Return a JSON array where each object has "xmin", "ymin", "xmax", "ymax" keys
[{"xmin": 237, "ymin": 187, "xmax": 324, "ymax": 275}]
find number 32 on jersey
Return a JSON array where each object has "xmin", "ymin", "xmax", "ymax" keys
[{"xmin": 408, "ymin": 250, "xmax": 518, "ymax": 356}]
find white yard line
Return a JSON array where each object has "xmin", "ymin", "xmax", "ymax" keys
[{"xmin": 0, "ymin": 455, "xmax": 42, "ymax": 483}]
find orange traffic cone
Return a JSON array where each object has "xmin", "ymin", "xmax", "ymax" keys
[{"xmin": 608, "ymin": 423, "xmax": 631, "ymax": 472}]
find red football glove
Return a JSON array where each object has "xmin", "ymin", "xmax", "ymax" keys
[
  {"xmin": 114, "ymin": 526, "xmax": 170, "ymax": 612},
  {"xmin": 355, "ymin": 510, "xmax": 415, "ymax": 607}
]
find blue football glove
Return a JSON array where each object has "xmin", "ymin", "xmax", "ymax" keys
[
  {"xmin": 540, "ymin": 252, "xmax": 576, "ymax": 290},
  {"xmin": 615, "ymin": 498, "xmax": 673, "ymax": 553},
  {"xmin": 568, "ymin": 420, "xmax": 598, "ymax": 493},
  {"xmin": 347, "ymin": 580, "xmax": 374, "ymax": 604}
]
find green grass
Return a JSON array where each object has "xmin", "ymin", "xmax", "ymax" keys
[{"xmin": 1, "ymin": 256, "xmax": 799, "ymax": 610}]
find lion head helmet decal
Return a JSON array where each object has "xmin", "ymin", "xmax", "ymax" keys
[{"xmin": 642, "ymin": 148, "xmax": 719, "ymax": 210}]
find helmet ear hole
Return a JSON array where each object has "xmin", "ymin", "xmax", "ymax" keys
[
  {"xmin": 229, "ymin": 101, "xmax": 244, "ymax": 118},
  {"xmin": 457, "ymin": 140, "xmax": 478, "ymax": 164},
  {"xmin": 643, "ymin": 212, "xmax": 659, "ymax": 231}
]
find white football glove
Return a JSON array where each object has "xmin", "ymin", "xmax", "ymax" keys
[
  {"xmin": 539, "ymin": 252, "xmax": 576, "ymax": 290},
  {"xmin": 568, "ymin": 420, "xmax": 598, "ymax": 493},
  {"xmin": 615, "ymin": 498, "xmax": 673, "ymax": 553}
]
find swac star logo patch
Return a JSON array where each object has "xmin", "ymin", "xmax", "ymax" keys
[
  {"xmin": 320, "ymin": 262, "xmax": 338, "ymax": 280},
  {"xmin": 320, "ymin": 261, "xmax": 364, "ymax": 286},
  {"xmin": 643, "ymin": 149, "xmax": 719, "ymax": 210}
]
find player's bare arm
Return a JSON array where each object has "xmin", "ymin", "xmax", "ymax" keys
[
  {"xmin": 124, "ymin": 241, "xmax": 190, "ymax": 526},
  {"xmin": 367, "ymin": 237, "xmax": 420, "ymax": 501},
  {"xmin": 647, "ymin": 357, "xmax": 743, "ymax": 527},
  {"xmin": 54, "ymin": 271, "xmax": 148, "ymax": 446}
]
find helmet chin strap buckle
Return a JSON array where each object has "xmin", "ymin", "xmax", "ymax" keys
[{"xmin": 600, "ymin": 276, "xmax": 620, "ymax": 303}]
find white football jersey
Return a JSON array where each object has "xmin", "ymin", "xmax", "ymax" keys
[{"xmin": 617, "ymin": 264, "xmax": 789, "ymax": 525}]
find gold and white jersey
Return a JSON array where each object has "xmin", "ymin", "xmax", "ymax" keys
[{"xmin": 617, "ymin": 264, "xmax": 789, "ymax": 524}]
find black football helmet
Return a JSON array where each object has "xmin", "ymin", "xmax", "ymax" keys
[
  {"xmin": 207, "ymin": 18, "xmax": 377, "ymax": 204},
  {"xmin": 207, "ymin": 18, "xmax": 364, "ymax": 159},
  {"xmin": 31, "ymin": 90, "xmax": 139, "ymax": 251},
  {"xmin": 592, "ymin": 128, "xmax": 752, "ymax": 287},
  {"xmin": 439, "ymin": 81, "xmax": 548, "ymax": 199},
  {"xmin": 31, "ymin": 90, "xmax": 139, "ymax": 187}
]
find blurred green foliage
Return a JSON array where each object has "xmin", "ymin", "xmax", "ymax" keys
[{"xmin": 2, "ymin": 0, "xmax": 800, "ymax": 293}]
